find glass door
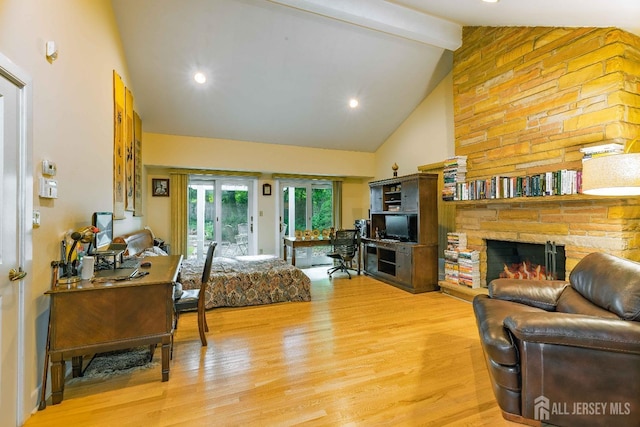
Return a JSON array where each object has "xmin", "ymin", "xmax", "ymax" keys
[
  {"xmin": 280, "ymin": 180, "xmax": 333, "ymax": 266},
  {"xmin": 188, "ymin": 176, "xmax": 254, "ymax": 261}
]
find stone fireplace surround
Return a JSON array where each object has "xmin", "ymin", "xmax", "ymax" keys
[
  {"xmin": 455, "ymin": 197, "xmax": 639, "ymax": 287},
  {"xmin": 448, "ymin": 26, "xmax": 640, "ymax": 287},
  {"xmin": 485, "ymin": 239, "xmax": 566, "ymax": 283}
]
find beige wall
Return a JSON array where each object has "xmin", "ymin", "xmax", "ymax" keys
[
  {"xmin": 142, "ymin": 133, "xmax": 377, "ymax": 254},
  {"xmin": 374, "ymin": 73, "xmax": 455, "ymax": 180},
  {"xmin": 0, "ymin": 0, "xmax": 138, "ymax": 418}
]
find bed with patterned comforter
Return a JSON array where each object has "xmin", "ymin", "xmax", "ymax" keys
[{"xmin": 178, "ymin": 255, "xmax": 311, "ymax": 309}]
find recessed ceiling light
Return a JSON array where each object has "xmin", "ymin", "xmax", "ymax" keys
[
  {"xmin": 349, "ymin": 98, "xmax": 359, "ymax": 108},
  {"xmin": 482, "ymin": 0, "xmax": 499, "ymax": 3},
  {"xmin": 194, "ymin": 72, "xmax": 206, "ymax": 84}
]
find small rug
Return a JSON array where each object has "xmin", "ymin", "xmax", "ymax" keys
[{"xmin": 67, "ymin": 346, "xmax": 158, "ymax": 383}]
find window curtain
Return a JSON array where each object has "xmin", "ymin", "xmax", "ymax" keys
[
  {"xmin": 333, "ymin": 180, "xmax": 342, "ymax": 230},
  {"xmin": 170, "ymin": 173, "xmax": 188, "ymax": 257}
]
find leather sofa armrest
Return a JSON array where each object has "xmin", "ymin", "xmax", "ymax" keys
[
  {"xmin": 504, "ymin": 312, "xmax": 640, "ymax": 354},
  {"xmin": 489, "ymin": 279, "xmax": 569, "ymax": 311}
]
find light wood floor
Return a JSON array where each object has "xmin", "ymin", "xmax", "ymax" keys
[{"xmin": 26, "ymin": 268, "xmax": 520, "ymax": 427}]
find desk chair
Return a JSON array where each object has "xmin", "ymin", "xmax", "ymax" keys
[
  {"xmin": 174, "ymin": 241, "xmax": 216, "ymax": 346},
  {"xmin": 327, "ymin": 229, "xmax": 358, "ymax": 279}
]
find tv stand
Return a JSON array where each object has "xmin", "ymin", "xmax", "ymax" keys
[
  {"xmin": 365, "ymin": 173, "xmax": 438, "ymax": 293},
  {"xmin": 363, "ymin": 239, "xmax": 437, "ymax": 293}
]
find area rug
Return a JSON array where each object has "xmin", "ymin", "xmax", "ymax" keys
[{"xmin": 67, "ymin": 346, "xmax": 158, "ymax": 383}]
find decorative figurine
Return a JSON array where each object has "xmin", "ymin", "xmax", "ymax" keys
[{"xmin": 392, "ymin": 163, "xmax": 398, "ymax": 177}]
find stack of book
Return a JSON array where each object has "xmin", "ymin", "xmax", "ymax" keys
[
  {"xmin": 444, "ymin": 232, "xmax": 467, "ymax": 285},
  {"xmin": 458, "ymin": 250, "xmax": 480, "ymax": 288},
  {"xmin": 442, "ymin": 156, "xmax": 468, "ymax": 201},
  {"xmin": 580, "ymin": 143, "xmax": 625, "ymax": 161}
]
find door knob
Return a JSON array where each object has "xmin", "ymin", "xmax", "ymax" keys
[{"xmin": 9, "ymin": 267, "xmax": 27, "ymax": 281}]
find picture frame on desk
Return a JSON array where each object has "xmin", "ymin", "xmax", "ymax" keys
[{"xmin": 152, "ymin": 178, "xmax": 170, "ymax": 197}]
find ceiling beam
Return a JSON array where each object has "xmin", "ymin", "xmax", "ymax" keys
[{"xmin": 267, "ymin": 0, "xmax": 462, "ymax": 51}]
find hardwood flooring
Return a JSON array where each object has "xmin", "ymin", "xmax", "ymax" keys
[{"xmin": 26, "ymin": 268, "xmax": 520, "ymax": 427}]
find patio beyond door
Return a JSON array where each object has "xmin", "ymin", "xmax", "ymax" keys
[{"xmin": 188, "ymin": 177, "xmax": 253, "ymax": 261}]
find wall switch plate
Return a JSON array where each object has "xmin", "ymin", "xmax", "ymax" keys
[
  {"xmin": 39, "ymin": 177, "xmax": 58, "ymax": 198},
  {"xmin": 33, "ymin": 210, "xmax": 41, "ymax": 227}
]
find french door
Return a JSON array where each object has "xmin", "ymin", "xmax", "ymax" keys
[
  {"xmin": 280, "ymin": 180, "xmax": 333, "ymax": 266},
  {"xmin": 188, "ymin": 176, "xmax": 255, "ymax": 261}
]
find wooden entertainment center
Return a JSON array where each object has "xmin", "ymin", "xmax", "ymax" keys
[{"xmin": 363, "ymin": 173, "xmax": 438, "ymax": 293}]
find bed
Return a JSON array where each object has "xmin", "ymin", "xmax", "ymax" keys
[{"xmin": 178, "ymin": 255, "xmax": 312, "ymax": 309}]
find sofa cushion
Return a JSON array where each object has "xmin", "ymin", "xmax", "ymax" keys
[
  {"xmin": 556, "ymin": 286, "xmax": 621, "ymax": 319},
  {"xmin": 489, "ymin": 278, "xmax": 569, "ymax": 311},
  {"xmin": 570, "ymin": 252, "xmax": 640, "ymax": 321},
  {"xmin": 473, "ymin": 295, "xmax": 544, "ymax": 366}
]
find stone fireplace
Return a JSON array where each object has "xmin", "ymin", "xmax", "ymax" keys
[
  {"xmin": 446, "ymin": 26, "xmax": 640, "ymax": 287},
  {"xmin": 486, "ymin": 239, "xmax": 566, "ymax": 283}
]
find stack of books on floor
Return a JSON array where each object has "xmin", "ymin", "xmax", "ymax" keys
[
  {"xmin": 442, "ymin": 156, "xmax": 467, "ymax": 201},
  {"xmin": 444, "ymin": 232, "xmax": 467, "ymax": 285},
  {"xmin": 458, "ymin": 250, "xmax": 480, "ymax": 288}
]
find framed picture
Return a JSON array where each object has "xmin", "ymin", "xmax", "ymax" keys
[
  {"xmin": 262, "ymin": 183, "xmax": 272, "ymax": 196},
  {"xmin": 152, "ymin": 178, "xmax": 170, "ymax": 197}
]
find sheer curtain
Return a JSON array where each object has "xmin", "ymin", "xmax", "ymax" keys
[
  {"xmin": 332, "ymin": 180, "xmax": 342, "ymax": 230},
  {"xmin": 170, "ymin": 173, "xmax": 188, "ymax": 257}
]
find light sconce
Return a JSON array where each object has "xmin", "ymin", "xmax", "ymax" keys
[{"xmin": 46, "ymin": 41, "xmax": 58, "ymax": 62}]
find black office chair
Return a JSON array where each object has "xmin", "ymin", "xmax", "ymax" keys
[
  {"xmin": 174, "ymin": 241, "xmax": 216, "ymax": 346},
  {"xmin": 327, "ymin": 229, "xmax": 358, "ymax": 279}
]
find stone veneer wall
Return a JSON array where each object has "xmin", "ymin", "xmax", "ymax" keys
[{"xmin": 452, "ymin": 27, "xmax": 640, "ymax": 285}]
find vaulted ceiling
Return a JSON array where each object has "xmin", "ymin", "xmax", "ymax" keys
[{"xmin": 111, "ymin": 0, "xmax": 640, "ymax": 152}]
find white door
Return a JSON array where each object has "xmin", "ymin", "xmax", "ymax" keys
[{"xmin": 0, "ymin": 56, "xmax": 29, "ymax": 427}]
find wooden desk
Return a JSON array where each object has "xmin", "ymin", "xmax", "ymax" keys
[
  {"xmin": 283, "ymin": 237, "xmax": 331, "ymax": 266},
  {"xmin": 45, "ymin": 255, "xmax": 182, "ymax": 405},
  {"xmin": 283, "ymin": 237, "xmax": 360, "ymax": 273}
]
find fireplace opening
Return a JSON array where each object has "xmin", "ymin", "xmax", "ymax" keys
[{"xmin": 486, "ymin": 240, "xmax": 566, "ymax": 284}]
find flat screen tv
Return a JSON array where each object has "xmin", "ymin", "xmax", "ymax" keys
[
  {"xmin": 384, "ymin": 215, "xmax": 416, "ymax": 241},
  {"xmin": 92, "ymin": 212, "xmax": 114, "ymax": 249}
]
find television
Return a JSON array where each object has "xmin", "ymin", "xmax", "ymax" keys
[
  {"xmin": 92, "ymin": 212, "xmax": 114, "ymax": 249},
  {"xmin": 384, "ymin": 215, "xmax": 416, "ymax": 241}
]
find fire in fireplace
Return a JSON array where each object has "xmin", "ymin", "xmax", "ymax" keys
[{"xmin": 486, "ymin": 240, "xmax": 566, "ymax": 284}]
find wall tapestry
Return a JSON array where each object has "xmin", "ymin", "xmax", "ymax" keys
[
  {"xmin": 125, "ymin": 88, "xmax": 135, "ymax": 212},
  {"xmin": 134, "ymin": 111, "xmax": 143, "ymax": 216},
  {"xmin": 113, "ymin": 71, "xmax": 126, "ymax": 219}
]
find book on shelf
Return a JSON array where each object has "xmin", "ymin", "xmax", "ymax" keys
[
  {"xmin": 580, "ymin": 143, "xmax": 625, "ymax": 155},
  {"xmin": 448, "ymin": 169, "xmax": 582, "ymax": 200},
  {"xmin": 442, "ymin": 156, "xmax": 468, "ymax": 201},
  {"xmin": 581, "ymin": 143, "xmax": 625, "ymax": 161}
]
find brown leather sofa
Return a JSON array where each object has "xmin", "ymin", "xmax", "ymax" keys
[{"xmin": 473, "ymin": 252, "xmax": 640, "ymax": 427}]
